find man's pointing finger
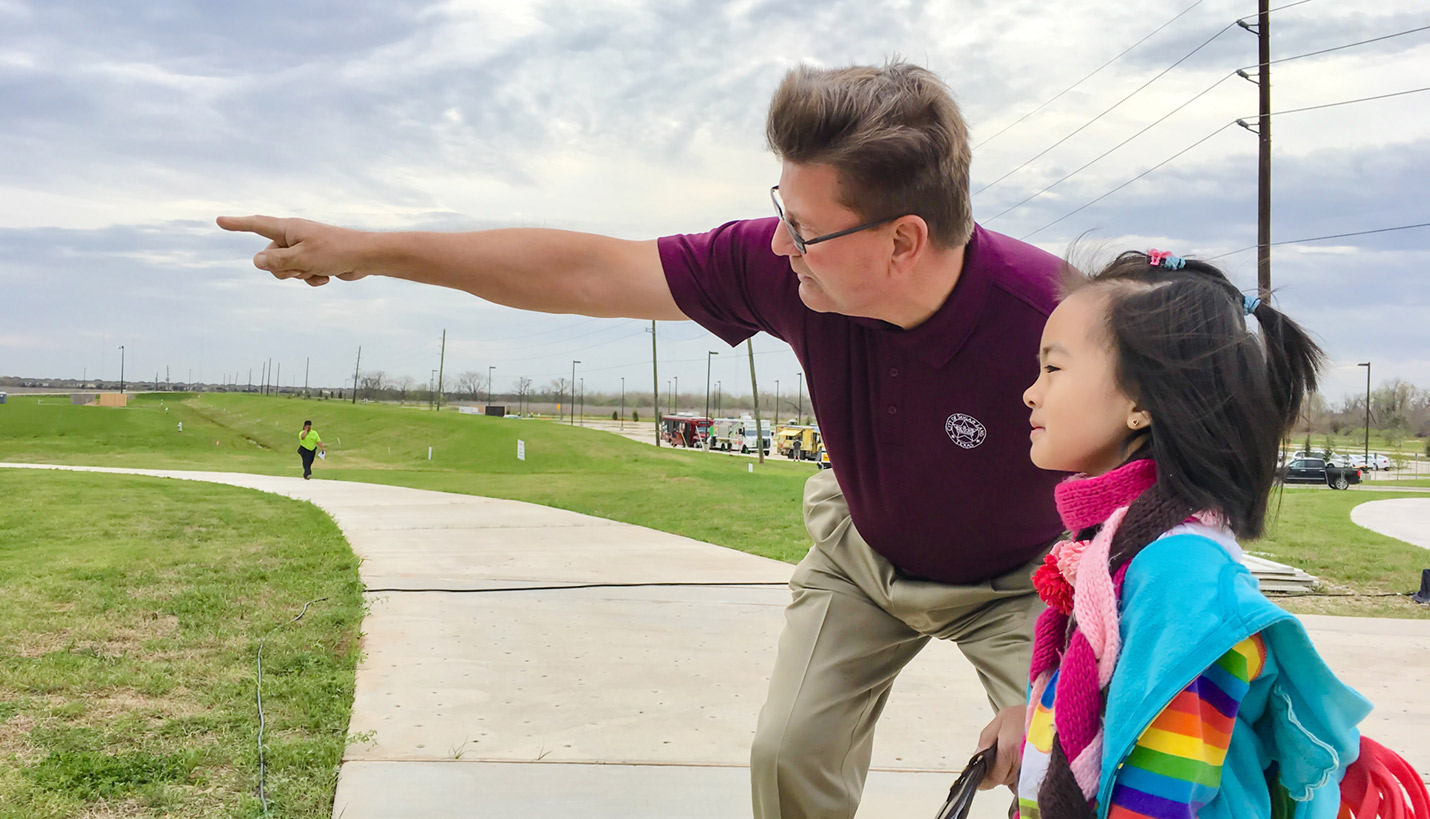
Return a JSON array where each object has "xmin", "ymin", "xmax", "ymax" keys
[{"xmin": 216, "ymin": 215, "xmax": 287, "ymax": 244}]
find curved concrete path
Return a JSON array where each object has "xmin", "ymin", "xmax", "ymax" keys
[
  {"xmin": 4, "ymin": 462, "xmax": 1429, "ymax": 815},
  {"xmin": 1352, "ymin": 497, "xmax": 1430, "ymax": 550}
]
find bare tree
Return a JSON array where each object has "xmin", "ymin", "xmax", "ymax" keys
[
  {"xmin": 359, "ymin": 370, "xmax": 386, "ymax": 400},
  {"xmin": 397, "ymin": 375, "xmax": 416, "ymax": 405},
  {"xmin": 456, "ymin": 370, "xmax": 485, "ymax": 401},
  {"xmin": 516, "ymin": 376, "xmax": 533, "ymax": 412}
]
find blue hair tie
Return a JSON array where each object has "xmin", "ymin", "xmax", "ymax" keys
[{"xmin": 1243, "ymin": 294, "xmax": 1261, "ymax": 315}]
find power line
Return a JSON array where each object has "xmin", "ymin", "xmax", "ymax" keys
[
  {"xmin": 1206, "ymin": 223, "xmax": 1430, "ymax": 259},
  {"xmin": 1263, "ymin": 24, "xmax": 1430, "ymax": 68},
  {"xmin": 1018, "ymin": 86, "xmax": 1430, "ymax": 241},
  {"xmin": 1267, "ymin": 85, "xmax": 1429, "ymax": 118},
  {"xmin": 985, "ymin": 28, "xmax": 1430, "ymax": 225},
  {"xmin": 984, "ymin": 71, "xmax": 1236, "ymax": 224},
  {"xmin": 1020, "ymin": 122, "xmax": 1235, "ymax": 240},
  {"xmin": 972, "ymin": 17, "xmax": 1241, "ymax": 199},
  {"xmin": 973, "ymin": 0, "xmax": 1208, "ymax": 150}
]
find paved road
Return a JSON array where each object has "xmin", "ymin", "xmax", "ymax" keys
[{"xmin": 5, "ymin": 462, "xmax": 1428, "ymax": 816}]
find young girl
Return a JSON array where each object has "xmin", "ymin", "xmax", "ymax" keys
[{"xmin": 1014, "ymin": 250, "xmax": 1426, "ymax": 819}]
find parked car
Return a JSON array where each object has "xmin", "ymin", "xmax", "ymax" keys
[
  {"xmin": 1351, "ymin": 453, "xmax": 1392, "ymax": 471},
  {"xmin": 1280, "ymin": 458, "xmax": 1362, "ymax": 490}
]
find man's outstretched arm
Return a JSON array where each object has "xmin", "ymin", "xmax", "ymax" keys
[{"xmin": 216, "ymin": 215, "xmax": 689, "ymax": 321}]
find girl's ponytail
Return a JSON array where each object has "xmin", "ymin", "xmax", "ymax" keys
[{"xmin": 1248, "ymin": 299, "xmax": 1325, "ymax": 434}]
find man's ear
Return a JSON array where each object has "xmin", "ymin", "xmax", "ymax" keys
[{"xmin": 888, "ymin": 215, "xmax": 929, "ymax": 277}]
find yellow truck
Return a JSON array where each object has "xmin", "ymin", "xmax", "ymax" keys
[{"xmin": 775, "ymin": 425, "xmax": 822, "ymax": 462}]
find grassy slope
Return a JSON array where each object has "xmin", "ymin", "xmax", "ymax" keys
[
  {"xmin": 0, "ymin": 470, "xmax": 363, "ymax": 818},
  {"xmin": 2, "ymin": 393, "xmax": 1427, "ymax": 615},
  {"xmin": 0, "ymin": 393, "xmax": 817, "ymax": 564}
]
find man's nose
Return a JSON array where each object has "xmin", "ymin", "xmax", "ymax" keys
[{"xmin": 770, "ymin": 223, "xmax": 799, "ymax": 258}]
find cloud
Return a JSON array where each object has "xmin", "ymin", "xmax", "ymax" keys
[{"xmin": 1, "ymin": 0, "xmax": 1427, "ymax": 406}]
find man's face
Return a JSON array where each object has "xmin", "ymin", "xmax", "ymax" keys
[{"xmin": 770, "ymin": 161, "xmax": 893, "ymax": 317}]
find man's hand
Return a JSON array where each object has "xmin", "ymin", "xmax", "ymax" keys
[
  {"xmin": 976, "ymin": 705, "xmax": 1026, "ymax": 791},
  {"xmin": 216, "ymin": 215, "xmax": 370, "ymax": 288}
]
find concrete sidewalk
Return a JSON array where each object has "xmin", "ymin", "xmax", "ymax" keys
[{"xmin": 5, "ymin": 462, "xmax": 1429, "ymax": 817}]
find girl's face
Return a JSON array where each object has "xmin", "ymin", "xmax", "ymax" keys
[{"xmin": 1023, "ymin": 289, "xmax": 1150, "ymax": 476}]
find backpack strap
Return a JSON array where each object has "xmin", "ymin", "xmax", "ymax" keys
[{"xmin": 1340, "ymin": 736, "xmax": 1430, "ymax": 818}]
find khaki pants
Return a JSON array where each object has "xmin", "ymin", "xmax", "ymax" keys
[{"xmin": 750, "ymin": 469, "xmax": 1045, "ymax": 819}]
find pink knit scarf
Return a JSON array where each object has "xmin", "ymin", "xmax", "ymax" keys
[{"xmin": 1026, "ymin": 458, "xmax": 1157, "ymax": 801}]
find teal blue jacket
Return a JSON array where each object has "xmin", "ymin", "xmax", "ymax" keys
[{"xmin": 1097, "ymin": 524, "xmax": 1372, "ymax": 819}]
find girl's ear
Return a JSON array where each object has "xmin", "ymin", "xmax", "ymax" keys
[{"xmin": 1127, "ymin": 405, "xmax": 1151, "ymax": 430}]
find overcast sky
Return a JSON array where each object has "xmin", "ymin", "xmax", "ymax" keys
[{"xmin": 2, "ymin": 0, "xmax": 1427, "ymax": 406}]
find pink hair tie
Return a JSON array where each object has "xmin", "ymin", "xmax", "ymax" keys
[{"xmin": 1147, "ymin": 249, "xmax": 1186, "ymax": 269}]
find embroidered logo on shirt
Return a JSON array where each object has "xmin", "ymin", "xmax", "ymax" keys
[{"xmin": 945, "ymin": 414, "xmax": 987, "ymax": 449}]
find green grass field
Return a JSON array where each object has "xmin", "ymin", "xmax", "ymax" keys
[
  {"xmin": 3, "ymin": 393, "xmax": 1429, "ymax": 815},
  {"xmin": 0, "ymin": 392, "xmax": 819, "ymax": 563},
  {"xmin": 3, "ymin": 393, "xmax": 1427, "ymax": 610},
  {"xmin": 0, "ymin": 469, "xmax": 362, "ymax": 818}
]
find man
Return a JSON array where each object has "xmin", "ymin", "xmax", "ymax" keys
[
  {"xmin": 297, "ymin": 419, "xmax": 324, "ymax": 479},
  {"xmin": 220, "ymin": 61, "xmax": 1065, "ymax": 818}
]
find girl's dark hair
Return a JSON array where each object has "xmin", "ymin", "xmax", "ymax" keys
[
  {"xmin": 1068, "ymin": 250, "xmax": 1325, "ymax": 541},
  {"xmin": 1036, "ymin": 251, "xmax": 1325, "ymax": 818}
]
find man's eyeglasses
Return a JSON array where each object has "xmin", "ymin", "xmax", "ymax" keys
[{"xmin": 770, "ymin": 186, "xmax": 904, "ymax": 254}]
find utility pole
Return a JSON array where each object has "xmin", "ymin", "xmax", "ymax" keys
[
  {"xmin": 620, "ymin": 377, "xmax": 625, "ymax": 429},
  {"xmin": 118, "ymin": 345, "xmax": 125, "ymax": 393},
  {"xmin": 488, "ymin": 364, "xmax": 494, "ymax": 405},
  {"xmin": 705, "ymin": 351, "xmax": 718, "ymax": 418},
  {"xmin": 248, "ymin": 368, "xmax": 252, "ymax": 393},
  {"xmin": 649, "ymin": 321, "xmax": 660, "ymax": 447},
  {"xmin": 796, "ymin": 372, "xmax": 804, "ymax": 425},
  {"xmin": 304, "ymin": 357, "xmax": 309, "ymax": 398},
  {"xmin": 715, "ymin": 381, "xmax": 721, "ymax": 416},
  {"xmin": 275, "ymin": 362, "xmax": 280, "ymax": 395},
  {"xmin": 774, "ymin": 380, "xmax": 780, "ymax": 424},
  {"xmin": 351, "ymin": 347, "xmax": 361, "ymax": 404},
  {"xmin": 436, "ymin": 329, "xmax": 447, "ymax": 411},
  {"xmin": 1238, "ymin": 0, "xmax": 1272, "ymax": 299},
  {"xmin": 748, "ymin": 340, "xmax": 765, "ymax": 463},
  {"xmin": 674, "ymin": 376, "xmax": 679, "ymax": 413},
  {"xmin": 570, "ymin": 360, "xmax": 580, "ymax": 425},
  {"xmin": 1359, "ymin": 362, "xmax": 1371, "ymax": 466},
  {"xmin": 166, "ymin": 365, "xmax": 170, "ymax": 391},
  {"xmin": 579, "ymin": 378, "xmax": 584, "ymax": 425}
]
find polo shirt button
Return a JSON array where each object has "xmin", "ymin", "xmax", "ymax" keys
[
  {"xmin": 889, "ymin": 368, "xmax": 899, "ymax": 377},
  {"xmin": 887, "ymin": 405, "xmax": 898, "ymax": 415}
]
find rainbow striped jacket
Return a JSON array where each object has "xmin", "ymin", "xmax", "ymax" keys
[{"xmin": 1096, "ymin": 524, "xmax": 1371, "ymax": 819}]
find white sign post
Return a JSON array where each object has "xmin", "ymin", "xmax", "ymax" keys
[{"xmin": 517, "ymin": 440, "xmax": 526, "ymax": 461}]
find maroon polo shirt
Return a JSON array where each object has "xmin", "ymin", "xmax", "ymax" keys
[{"xmin": 659, "ymin": 217, "xmax": 1067, "ymax": 584}]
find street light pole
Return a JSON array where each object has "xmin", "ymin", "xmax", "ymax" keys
[
  {"xmin": 1359, "ymin": 362, "xmax": 1371, "ymax": 466},
  {"xmin": 705, "ymin": 351, "xmax": 718, "ymax": 418},
  {"xmin": 570, "ymin": 360, "xmax": 580, "ymax": 425},
  {"xmin": 488, "ymin": 365, "xmax": 494, "ymax": 405},
  {"xmin": 117, "ymin": 345, "xmax": 125, "ymax": 393}
]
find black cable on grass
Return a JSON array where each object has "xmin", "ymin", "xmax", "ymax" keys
[
  {"xmin": 257, "ymin": 597, "xmax": 326, "ymax": 814},
  {"xmin": 363, "ymin": 581, "xmax": 789, "ymax": 593}
]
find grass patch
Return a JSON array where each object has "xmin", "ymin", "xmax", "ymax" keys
[
  {"xmin": 0, "ymin": 470, "xmax": 363, "ymax": 818},
  {"xmin": 1248, "ymin": 487, "xmax": 1430, "ymax": 618},
  {"xmin": 2, "ymin": 394, "xmax": 1427, "ymax": 611}
]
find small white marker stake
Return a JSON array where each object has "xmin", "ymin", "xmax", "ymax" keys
[
  {"xmin": 428, "ymin": 446, "xmax": 433, "ymax": 460},
  {"xmin": 748, "ymin": 463, "xmax": 753, "ymax": 473},
  {"xmin": 517, "ymin": 440, "xmax": 526, "ymax": 461}
]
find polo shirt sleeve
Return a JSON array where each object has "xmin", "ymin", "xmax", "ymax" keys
[{"xmin": 657, "ymin": 217, "xmax": 794, "ymax": 346}]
